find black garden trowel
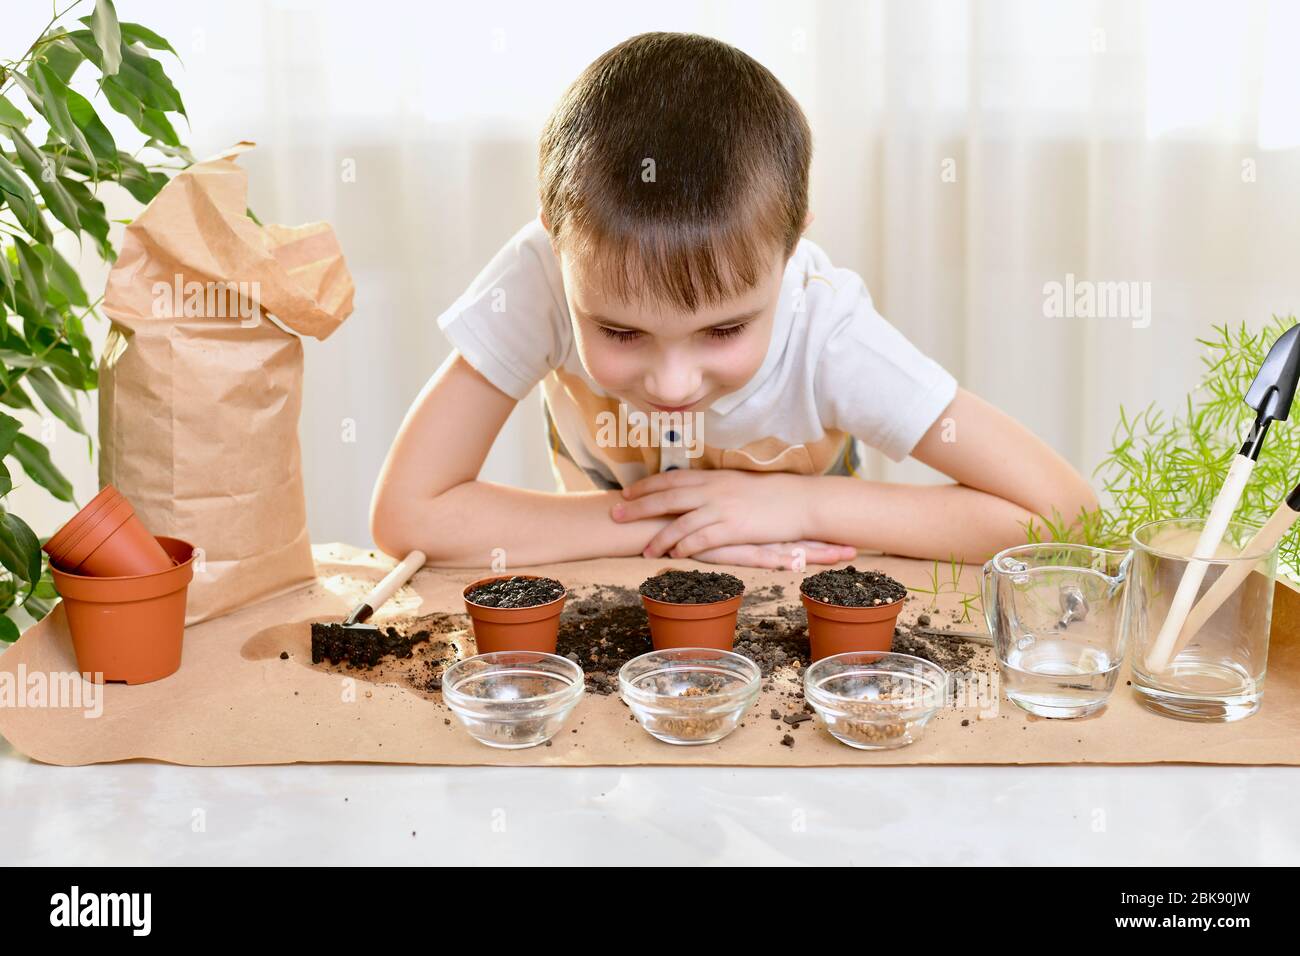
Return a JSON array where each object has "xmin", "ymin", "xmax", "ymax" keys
[
  {"xmin": 310, "ymin": 550, "xmax": 427, "ymax": 662},
  {"xmin": 1241, "ymin": 322, "xmax": 1300, "ymax": 453}
]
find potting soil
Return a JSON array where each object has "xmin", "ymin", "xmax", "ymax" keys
[
  {"xmin": 800, "ymin": 565, "xmax": 907, "ymax": 606},
  {"xmin": 639, "ymin": 569, "xmax": 744, "ymax": 603},
  {"xmin": 465, "ymin": 575, "xmax": 565, "ymax": 608}
]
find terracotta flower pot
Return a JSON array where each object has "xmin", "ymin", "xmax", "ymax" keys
[
  {"xmin": 50, "ymin": 536, "xmax": 195, "ymax": 684},
  {"xmin": 641, "ymin": 593, "xmax": 743, "ymax": 651},
  {"xmin": 800, "ymin": 594, "xmax": 904, "ymax": 661},
  {"xmin": 43, "ymin": 484, "xmax": 172, "ymax": 577},
  {"xmin": 41, "ymin": 484, "xmax": 121, "ymax": 555},
  {"xmin": 463, "ymin": 575, "xmax": 567, "ymax": 653}
]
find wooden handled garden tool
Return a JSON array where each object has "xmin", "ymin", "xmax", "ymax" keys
[
  {"xmin": 1169, "ymin": 481, "xmax": 1300, "ymax": 658},
  {"xmin": 335, "ymin": 549, "xmax": 427, "ymax": 635},
  {"xmin": 1146, "ymin": 323, "xmax": 1300, "ymax": 672}
]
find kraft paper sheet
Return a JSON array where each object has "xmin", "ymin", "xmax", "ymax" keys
[{"xmin": 1, "ymin": 547, "xmax": 1297, "ymax": 767}]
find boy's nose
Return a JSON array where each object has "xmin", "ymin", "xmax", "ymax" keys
[{"xmin": 645, "ymin": 365, "xmax": 703, "ymax": 407}]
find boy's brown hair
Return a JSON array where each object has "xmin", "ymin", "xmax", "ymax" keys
[{"xmin": 539, "ymin": 32, "xmax": 812, "ymax": 313}]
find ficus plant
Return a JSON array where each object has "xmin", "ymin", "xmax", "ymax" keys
[
  {"xmin": 1028, "ymin": 314, "xmax": 1300, "ymax": 579},
  {"xmin": 0, "ymin": 0, "xmax": 191, "ymax": 641}
]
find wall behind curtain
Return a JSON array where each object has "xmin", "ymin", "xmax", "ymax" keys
[{"xmin": 11, "ymin": 0, "xmax": 1300, "ymax": 551}]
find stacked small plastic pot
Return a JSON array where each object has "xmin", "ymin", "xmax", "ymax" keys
[{"xmin": 42, "ymin": 485, "xmax": 196, "ymax": 684}]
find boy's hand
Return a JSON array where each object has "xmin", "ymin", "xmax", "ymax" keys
[
  {"xmin": 611, "ymin": 468, "xmax": 856, "ymax": 566},
  {"xmin": 691, "ymin": 541, "xmax": 859, "ymax": 570}
]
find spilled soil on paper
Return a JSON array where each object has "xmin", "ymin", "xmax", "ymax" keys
[
  {"xmin": 250, "ymin": 577, "xmax": 995, "ymax": 742},
  {"xmin": 245, "ymin": 611, "xmax": 469, "ymax": 703}
]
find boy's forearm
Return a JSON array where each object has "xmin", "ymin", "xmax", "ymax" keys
[
  {"xmin": 388, "ymin": 481, "xmax": 670, "ymax": 567},
  {"xmin": 802, "ymin": 475, "xmax": 1042, "ymax": 565}
]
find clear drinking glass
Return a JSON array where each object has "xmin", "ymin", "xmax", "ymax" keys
[
  {"xmin": 1129, "ymin": 518, "xmax": 1277, "ymax": 722},
  {"xmin": 982, "ymin": 543, "xmax": 1132, "ymax": 718}
]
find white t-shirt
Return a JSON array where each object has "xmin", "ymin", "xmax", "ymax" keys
[{"xmin": 438, "ymin": 218, "xmax": 956, "ymax": 491}]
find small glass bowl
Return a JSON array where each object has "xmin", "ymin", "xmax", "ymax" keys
[
  {"xmin": 619, "ymin": 648, "xmax": 761, "ymax": 745},
  {"xmin": 442, "ymin": 651, "xmax": 584, "ymax": 749},
  {"xmin": 804, "ymin": 652, "xmax": 948, "ymax": 750}
]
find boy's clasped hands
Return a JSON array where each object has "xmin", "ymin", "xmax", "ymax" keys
[{"xmin": 611, "ymin": 468, "xmax": 858, "ymax": 568}]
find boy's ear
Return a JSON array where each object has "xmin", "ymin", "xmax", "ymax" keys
[
  {"xmin": 539, "ymin": 207, "xmax": 563, "ymax": 258},
  {"xmin": 802, "ymin": 210, "xmax": 815, "ymax": 233}
]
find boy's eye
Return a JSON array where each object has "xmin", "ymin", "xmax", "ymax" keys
[
  {"xmin": 595, "ymin": 322, "xmax": 746, "ymax": 342},
  {"xmin": 597, "ymin": 325, "xmax": 642, "ymax": 342},
  {"xmin": 706, "ymin": 323, "xmax": 746, "ymax": 340}
]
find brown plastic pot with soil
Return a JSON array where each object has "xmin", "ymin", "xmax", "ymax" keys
[
  {"xmin": 50, "ymin": 536, "xmax": 196, "ymax": 684},
  {"xmin": 42, "ymin": 484, "xmax": 173, "ymax": 577},
  {"xmin": 638, "ymin": 570, "xmax": 745, "ymax": 650},
  {"xmin": 463, "ymin": 575, "xmax": 567, "ymax": 653},
  {"xmin": 799, "ymin": 566, "xmax": 907, "ymax": 661}
]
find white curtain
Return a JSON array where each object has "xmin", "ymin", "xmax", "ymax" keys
[{"xmin": 14, "ymin": 0, "xmax": 1300, "ymax": 549}]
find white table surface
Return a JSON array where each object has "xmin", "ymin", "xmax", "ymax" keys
[{"xmin": 3, "ymin": 732, "xmax": 1297, "ymax": 865}]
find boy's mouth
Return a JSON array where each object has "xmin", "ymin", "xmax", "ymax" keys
[
  {"xmin": 647, "ymin": 402, "xmax": 698, "ymax": 413},
  {"xmin": 647, "ymin": 403, "xmax": 696, "ymax": 416}
]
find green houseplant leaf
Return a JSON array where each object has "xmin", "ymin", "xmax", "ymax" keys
[
  {"xmin": 0, "ymin": 412, "xmax": 22, "ymax": 458},
  {"xmin": 60, "ymin": 76, "xmax": 120, "ymax": 170},
  {"xmin": 11, "ymin": 433, "xmax": 74, "ymax": 503},
  {"xmin": 0, "ymin": 0, "xmax": 192, "ymax": 641},
  {"xmin": 117, "ymin": 22, "xmax": 180, "ymax": 58},
  {"xmin": 0, "ymin": 507, "xmax": 42, "ymax": 587},
  {"xmin": 9, "ymin": 126, "xmax": 81, "ymax": 234},
  {"xmin": 0, "ymin": 97, "xmax": 29, "ymax": 129},
  {"xmin": 27, "ymin": 368, "xmax": 86, "ymax": 435},
  {"xmin": 90, "ymin": 0, "xmax": 123, "ymax": 76},
  {"xmin": 31, "ymin": 62, "xmax": 98, "ymax": 177},
  {"xmin": 0, "ymin": 154, "xmax": 52, "ymax": 242}
]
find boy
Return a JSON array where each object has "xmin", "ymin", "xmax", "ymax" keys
[{"xmin": 371, "ymin": 33, "xmax": 1096, "ymax": 569}]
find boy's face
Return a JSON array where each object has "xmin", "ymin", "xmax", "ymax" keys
[{"xmin": 559, "ymin": 249, "xmax": 786, "ymax": 415}]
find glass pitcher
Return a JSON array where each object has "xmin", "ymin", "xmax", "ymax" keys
[{"xmin": 982, "ymin": 543, "xmax": 1133, "ymax": 718}]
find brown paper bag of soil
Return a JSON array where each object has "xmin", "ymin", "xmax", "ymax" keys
[{"xmin": 99, "ymin": 143, "xmax": 354, "ymax": 623}]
